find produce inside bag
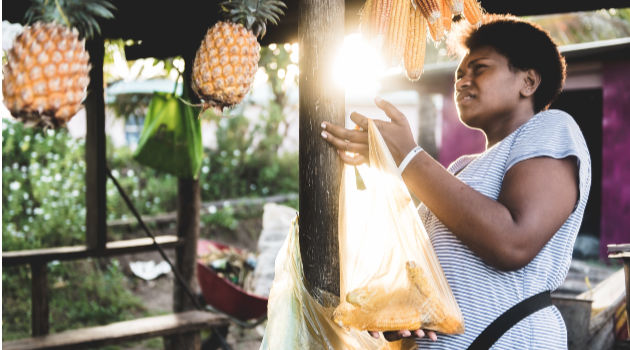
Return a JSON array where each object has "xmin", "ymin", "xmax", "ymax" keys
[{"xmin": 333, "ymin": 119, "xmax": 464, "ymax": 334}]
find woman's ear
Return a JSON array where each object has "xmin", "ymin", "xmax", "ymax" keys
[{"xmin": 520, "ymin": 69, "xmax": 541, "ymax": 98}]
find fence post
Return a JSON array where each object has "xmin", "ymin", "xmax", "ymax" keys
[{"xmin": 31, "ymin": 261, "xmax": 49, "ymax": 336}]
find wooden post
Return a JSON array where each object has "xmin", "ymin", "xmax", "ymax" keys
[
  {"xmin": 85, "ymin": 36, "xmax": 107, "ymax": 251},
  {"xmin": 165, "ymin": 178, "xmax": 201, "ymax": 350},
  {"xmin": 31, "ymin": 261, "xmax": 49, "ymax": 336},
  {"xmin": 298, "ymin": 0, "xmax": 345, "ymax": 303}
]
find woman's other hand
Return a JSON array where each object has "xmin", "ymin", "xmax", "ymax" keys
[
  {"xmin": 368, "ymin": 329, "xmax": 438, "ymax": 342},
  {"xmin": 320, "ymin": 97, "xmax": 418, "ymax": 166},
  {"xmin": 320, "ymin": 120, "xmax": 369, "ymax": 165}
]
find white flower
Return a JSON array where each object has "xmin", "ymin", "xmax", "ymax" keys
[
  {"xmin": 2, "ymin": 21, "xmax": 23, "ymax": 52},
  {"xmin": 9, "ymin": 181, "xmax": 20, "ymax": 190}
]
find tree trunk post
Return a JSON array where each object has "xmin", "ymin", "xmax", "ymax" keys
[{"xmin": 298, "ymin": 0, "xmax": 345, "ymax": 304}]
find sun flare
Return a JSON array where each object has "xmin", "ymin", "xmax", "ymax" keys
[{"xmin": 333, "ymin": 34, "xmax": 387, "ymax": 97}]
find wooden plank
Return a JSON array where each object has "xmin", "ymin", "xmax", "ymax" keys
[
  {"xmin": 609, "ymin": 243, "xmax": 630, "ymax": 254},
  {"xmin": 2, "ymin": 235, "xmax": 180, "ymax": 266},
  {"xmin": 2, "ymin": 311, "xmax": 229, "ymax": 350},
  {"xmin": 31, "ymin": 262, "xmax": 49, "ymax": 336},
  {"xmin": 85, "ymin": 36, "xmax": 107, "ymax": 251},
  {"xmin": 298, "ymin": 0, "xmax": 344, "ymax": 306},
  {"xmin": 577, "ymin": 268, "xmax": 626, "ymax": 335}
]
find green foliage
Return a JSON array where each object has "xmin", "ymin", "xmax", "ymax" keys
[
  {"xmin": 220, "ymin": 0, "xmax": 286, "ymax": 38},
  {"xmin": 200, "ymin": 106, "xmax": 298, "ymax": 201},
  {"xmin": 2, "ymin": 121, "xmax": 87, "ymax": 250},
  {"xmin": 24, "ymin": 0, "xmax": 116, "ymax": 39},
  {"xmin": 47, "ymin": 259, "xmax": 143, "ymax": 332}
]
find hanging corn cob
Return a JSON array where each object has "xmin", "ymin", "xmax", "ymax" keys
[
  {"xmin": 375, "ymin": 0, "xmax": 394, "ymax": 39},
  {"xmin": 404, "ymin": 9, "xmax": 427, "ymax": 81},
  {"xmin": 447, "ymin": 0, "xmax": 464, "ymax": 16},
  {"xmin": 358, "ymin": 0, "xmax": 486, "ymax": 81},
  {"xmin": 413, "ymin": 0, "xmax": 444, "ymax": 42},
  {"xmin": 360, "ymin": 0, "xmax": 376, "ymax": 40},
  {"xmin": 463, "ymin": 0, "xmax": 483, "ymax": 26},
  {"xmin": 441, "ymin": 0, "xmax": 453, "ymax": 32},
  {"xmin": 384, "ymin": 0, "xmax": 412, "ymax": 65},
  {"xmin": 415, "ymin": 0, "xmax": 441, "ymax": 23}
]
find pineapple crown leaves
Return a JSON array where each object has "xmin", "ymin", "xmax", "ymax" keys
[
  {"xmin": 24, "ymin": 0, "xmax": 116, "ymax": 39},
  {"xmin": 220, "ymin": 0, "xmax": 286, "ymax": 38}
]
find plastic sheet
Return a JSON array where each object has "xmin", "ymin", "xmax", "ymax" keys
[{"xmin": 333, "ymin": 119, "xmax": 464, "ymax": 334}]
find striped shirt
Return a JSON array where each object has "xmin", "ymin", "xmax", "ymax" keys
[{"xmin": 416, "ymin": 109, "xmax": 591, "ymax": 349}]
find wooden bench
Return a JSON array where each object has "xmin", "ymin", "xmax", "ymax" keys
[{"xmin": 2, "ymin": 311, "xmax": 230, "ymax": 350}]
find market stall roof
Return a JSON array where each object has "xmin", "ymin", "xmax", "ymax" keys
[{"xmin": 3, "ymin": 0, "xmax": 629, "ymax": 60}]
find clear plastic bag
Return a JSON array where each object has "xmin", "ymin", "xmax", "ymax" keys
[
  {"xmin": 260, "ymin": 119, "xmax": 463, "ymax": 349},
  {"xmin": 260, "ymin": 217, "xmax": 416, "ymax": 350},
  {"xmin": 333, "ymin": 119, "xmax": 464, "ymax": 334}
]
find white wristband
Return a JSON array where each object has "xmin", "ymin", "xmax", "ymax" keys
[{"xmin": 398, "ymin": 146, "xmax": 424, "ymax": 175}]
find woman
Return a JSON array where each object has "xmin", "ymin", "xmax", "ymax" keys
[{"xmin": 321, "ymin": 15, "xmax": 591, "ymax": 349}]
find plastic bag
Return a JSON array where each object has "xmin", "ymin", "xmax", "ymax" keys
[
  {"xmin": 133, "ymin": 85, "xmax": 203, "ymax": 179},
  {"xmin": 333, "ymin": 119, "xmax": 464, "ymax": 334},
  {"xmin": 260, "ymin": 216, "xmax": 416, "ymax": 350}
]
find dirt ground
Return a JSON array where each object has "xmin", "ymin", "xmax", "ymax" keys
[{"xmin": 114, "ymin": 217, "xmax": 265, "ymax": 350}]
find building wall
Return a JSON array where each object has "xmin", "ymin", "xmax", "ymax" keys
[
  {"xmin": 438, "ymin": 87, "xmax": 485, "ymax": 168},
  {"xmin": 601, "ymin": 60, "xmax": 630, "ymax": 257}
]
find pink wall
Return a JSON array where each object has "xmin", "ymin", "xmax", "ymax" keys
[
  {"xmin": 601, "ymin": 61, "xmax": 630, "ymax": 257},
  {"xmin": 438, "ymin": 87, "xmax": 486, "ymax": 168}
]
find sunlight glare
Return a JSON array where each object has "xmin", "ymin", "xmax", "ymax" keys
[{"xmin": 333, "ymin": 34, "xmax": 386, "ymax": 97}]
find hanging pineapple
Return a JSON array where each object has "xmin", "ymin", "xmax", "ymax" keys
[
  {"xmin": 192, "ymin": 0, "xmax": 286, "ymax": 112},
  {"xmin": 2, "ymin": 0, "xmax": 115, "ymax": 129}
]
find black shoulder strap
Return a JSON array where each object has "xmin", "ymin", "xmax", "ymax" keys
[{"xmin": 467, "ymin": 290, "xmax": 552, "ymax": 350}]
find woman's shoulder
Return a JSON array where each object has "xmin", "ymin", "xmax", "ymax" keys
[
  {"xmin": 525, "ymin": 108, "xmax": 580, "ymax": 133},
  {"xmin": 506, "ymin": 108, "xmax": 590, "ymax": 172},
  {"xmin": 513, "ymin": 109, "xmax": 585, "ymax": 147}
]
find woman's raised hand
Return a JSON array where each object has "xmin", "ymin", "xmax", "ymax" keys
[{"xmin": 320, "ymin": 97, "xmax": 418, "ymax": 166}]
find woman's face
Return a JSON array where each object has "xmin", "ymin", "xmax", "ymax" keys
[{"xmin": 454, "ymin": 46, "xmax": 526, "ymax": 130}]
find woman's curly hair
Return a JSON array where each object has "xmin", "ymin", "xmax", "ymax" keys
[{"xmin": 449, "ymin": 14, "xmax": 566, "ymax": 113}]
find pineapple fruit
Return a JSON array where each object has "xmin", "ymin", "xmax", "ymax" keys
[
  {"xmin": 192, "ymin": 0, "xmax": 286, "ymax": 111},
  {"xmin": 2, "ymin": 0, "xmax": 114, "ymax": 128}
]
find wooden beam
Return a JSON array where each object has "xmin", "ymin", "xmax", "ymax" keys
[
  {"xmin": 298, "ymin": 0, "xmax": 344, "ymax": 304},
  {"xmin": 85, "ymin": 36, "xmax": 107, "ymax": 251},
  {"xmin": 2, "ymin": 236, "xmax": 180, "ymax": 267},
  {"xmin": 107, "ymin": 193, "xmax": 298, "ymax": 229},
  {"xmin": 31, "ymin": 261, "xmax": 49, "ymax": 336},
  {"xmin": 3, "ymin": 311, "xmax": 229, "ymax": 350}
]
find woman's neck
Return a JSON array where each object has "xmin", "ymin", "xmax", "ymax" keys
[{"xmin": 484, "ymin": 103, "xmax": 536, "ymax": 149}]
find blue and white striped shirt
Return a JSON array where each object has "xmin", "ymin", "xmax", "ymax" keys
[{"xmin": 416, "ymin": 109, "xmax": 591, "ymax": 349}]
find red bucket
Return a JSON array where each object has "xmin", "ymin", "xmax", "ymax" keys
[{"xmin": 196, "ymin": 239, "xmax": 268, "ymax": 321}]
